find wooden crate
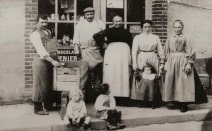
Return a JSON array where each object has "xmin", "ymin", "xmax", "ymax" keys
[{"xmin": 53, "ymin": 67, "xmax": 80, "ymax": 91}]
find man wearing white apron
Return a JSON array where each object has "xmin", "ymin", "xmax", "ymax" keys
[{"xmin": 73, "ymin": 7, "xmax": 105, "ymax": 92}]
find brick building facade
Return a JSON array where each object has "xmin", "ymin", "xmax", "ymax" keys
[
  {"xmin": 6, "ymin": 0, "xmax": 212, "ymax": 103},
  {"xmin": 21, "ymin": 0, "xmax": 169, "ymax": 103}
]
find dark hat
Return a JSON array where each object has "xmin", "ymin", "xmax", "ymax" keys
[{"xmin": 83, "ymin": 7, "xmax": 95, "ymax": 13}]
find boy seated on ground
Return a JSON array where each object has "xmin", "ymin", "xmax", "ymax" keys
[
  {"xmin": 63, "ymin": 89, "xmax": 90, "ymax": 130},
  {"xmin": 94, "ymin": 83, "xmax": 125, "ymax": 130}
]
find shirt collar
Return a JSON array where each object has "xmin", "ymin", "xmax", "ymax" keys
[{"xmin": 174, "ymin": 33, "xmax": 183, "ymax": 37}]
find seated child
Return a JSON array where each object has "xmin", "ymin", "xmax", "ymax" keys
[
  {"xmin": 63, "ymin": 89, "xmax": 90, "ymax": 130},
  {"xmin": 94, "ymin": 83, "xmax": 125, "ymax": 130},
  {"xmin": 131, "ymin": 64, "xmax": 161, "ymax": 109}
]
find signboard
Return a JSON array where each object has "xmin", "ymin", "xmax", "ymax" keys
[
  {"xmin": 107, "ymin": 0, "xmax": 124, "ymax": 8},
  {"xmin": 57, "ymin": 46, "xmax": 79, "ymax": 61}
]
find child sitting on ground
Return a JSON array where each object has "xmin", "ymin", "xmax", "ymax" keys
[
  {"xmin": 63, "ymin": 89, "xmax": 90, "ymax": 130},
  {"xmin": 94, "ymin": 83, "xmax": 125, "ymax": 130}
]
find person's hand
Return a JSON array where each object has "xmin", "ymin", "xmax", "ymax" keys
[
  {"xmin": 103, "ymin": 43, "xmax": 108, "ymax": 49},
  {"xmin": 63, "ymin": 116, "xmax": 70, "ymax": 125},
  {"xmin": 159, "ymin": 64, "xmax": 164, "ymax": 74},
  {"xmin": 76, "ymin": 117, "xmax": 81, "ymax": 123},
  {"xmin": 74, "ymin": 44, "xmax": 80, "ymax": 54},
  {"xmin": 185, "ymin": 63, "xmax": 192, "ymax": 75},
  {"xmin": 133, "ymin": 64, "xmax": 138, "ymax": 71},
  {"xmin": 72, "ymin": 118, "xmax": 77, "ymax": 125},
  {"xmin": 52, "ymin": 60, "xmax": 60, "ymax": 67}
]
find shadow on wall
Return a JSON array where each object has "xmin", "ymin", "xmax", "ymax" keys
[
  {"xmin": 201, "ymin": 58, "xmax": 212, "ymax": 131},
  {"xmin": 201, "ymin": 109, "xmax": 212, "ymax": 131}
]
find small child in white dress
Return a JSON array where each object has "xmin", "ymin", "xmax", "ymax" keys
[
  {"xmin": 95, "ymin": 83, "xmax": 125, "ymax": 130},
  {"xmin": 63, "ymin": 89, "xmax": 90, "ymax": 130}
]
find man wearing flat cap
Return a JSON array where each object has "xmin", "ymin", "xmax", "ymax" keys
[{"xmin": 73, "ymin": 7, "xmax": 105, "ymax": 92}]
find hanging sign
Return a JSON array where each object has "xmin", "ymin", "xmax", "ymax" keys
[{"xmin": 57, "ymin": 46, "xmax": 79, "ymax": 61}]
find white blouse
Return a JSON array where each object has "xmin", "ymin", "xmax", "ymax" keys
[
  {"xmin": 94, "ymin": 94, "xmax": 116, "ymax": 111},
  {"xmin": 30, "ymin": 30, "xmax": 50, "ymax": 59},
  {"xmin": 132, "ymin": 33, "xmax": 163, "ymax": 65}
]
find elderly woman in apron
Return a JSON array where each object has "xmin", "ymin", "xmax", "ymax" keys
[
  {"xmin": 93, "ymin": 15, "xmax": 132, "ymax": 106},
  {"xmin": 162, "ymin": 20, "xmax": 207, "ymax": 112}
]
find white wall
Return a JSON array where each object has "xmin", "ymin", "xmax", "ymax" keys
[
  {"xmin": 168, "ymin": 0, "xmax": 212, "ymax": 58},
  {"xmin": 0, "ymin": 0, "xmax": 25, "ymax": 102}
]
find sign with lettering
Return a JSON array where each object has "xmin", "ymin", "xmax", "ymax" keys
[{"xmin": 57, "ymin": 46, "xmax": 79, "ymax": 62}]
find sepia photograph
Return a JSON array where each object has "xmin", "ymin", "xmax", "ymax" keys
[{"xmin": 0, "ymin": 0, "xmax": 212, "ymax": 130}]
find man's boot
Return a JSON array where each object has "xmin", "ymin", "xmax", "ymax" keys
[
  {"xmin": 34, "ymin": 102, "xmax": 49, "ymax": 115},
  {"xmin": 116, "ymin": 111, "xmax": 125, "ymax": 129}
]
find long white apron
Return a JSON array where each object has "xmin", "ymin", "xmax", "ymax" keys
[{"xmin": 103, "ymin": 42, "xmax": 131, "ymax": 97}]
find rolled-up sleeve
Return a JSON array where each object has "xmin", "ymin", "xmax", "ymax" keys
[
  {"xmin": 30, "ymin": 31, "xmax": 50, "ymax": 59},
  {"xmin": 73, "ymin": 22, "xmax": 80, "ymax": 45}
]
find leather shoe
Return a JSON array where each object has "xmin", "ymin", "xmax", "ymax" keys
[
  {"xmin": 35, "ymin": 110, "xmax": 49, "ymax": 115},
  {"xmin": 180, "ymin": 105, "xmax": 188, "ymax": 113}
]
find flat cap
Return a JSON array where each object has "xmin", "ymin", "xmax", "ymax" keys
[{"xmin": 83, "ymin": 7, "xmax": 95, "ymax": 13}]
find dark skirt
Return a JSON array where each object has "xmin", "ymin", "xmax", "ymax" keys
[
  {"xmin": 32, "ymin": 58, "xmax": 53, "ymax": 102},
  {"xmin": 131, "ymin": 77, "xmax": 160, "ymax": 101},
  {"xmin": 193, "ymin": 68, "xmax": 208, "ymax": 104}
]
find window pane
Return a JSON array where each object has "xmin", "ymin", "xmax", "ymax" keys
[
  {"xmin": 77, "ymin": 0, "xmax": 93, "ymax": 16},
  {"xmin": 106, "ymin": 8, "xmax": 124, "ymax": 22},
  {"xmin": 127, "ymin": 0, "xmax": 145, "ymax": 22},
  {"xmin": 106, "ymin": 0, "xmax": 124, "ymax": 22},
  {"xmin": 58, "ymin": 23, "xmax": 74, "ymax": 39},
  {"xmin": 38, "ymin": 0, "xmax": 55, "ymax": 15}
]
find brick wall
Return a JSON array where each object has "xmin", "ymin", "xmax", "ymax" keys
[
  {"xmin": 152, "ymin": 0, "xmax": 168, "ymax": 45},
  {"xmin": 24, "ymin": 0, "xmax": 38, "ymax": 91}
]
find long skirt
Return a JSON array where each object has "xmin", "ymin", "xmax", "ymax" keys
[
  {"xmin": 32, "ymin": 58, "xmax": 53, "ymax": 102},
  {"xmin": 131, "ymin": 51, "xmax": 161, "ymax": 100},
  {"xmin": 163, "ymin": 52, "xmax": 196, "ymax": 102},
  {"xmin": 103, "ymin": 42, "xmax": 131, "ymax": 97},
  {"xmin": 131, "ymin": 78, "xmax": 155, "ymax": 101}
]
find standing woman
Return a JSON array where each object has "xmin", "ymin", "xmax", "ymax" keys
[
  {"xmin": 131, "ymin": 20, "xmax": 163, "ymax": 105},
  {"xmin": 93, "ymin": 15, "xmax": 131, "ymax": 105},
  {"xmin": 162, "ymin": 20, "xmax": 208, "ymax": 112}
]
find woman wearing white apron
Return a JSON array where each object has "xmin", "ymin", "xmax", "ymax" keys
[{"xmin": 93, "ymin": 15, "xmax": 132, "ymax": 105}]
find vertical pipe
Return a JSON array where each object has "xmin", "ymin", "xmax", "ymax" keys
[
  {"xmin": 124, "ymin": 0, "xmax": 127, "ymax": 29},
  {"xmin": 55, "ymin": 0, "xmax": 58, "ymax": 39}
]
